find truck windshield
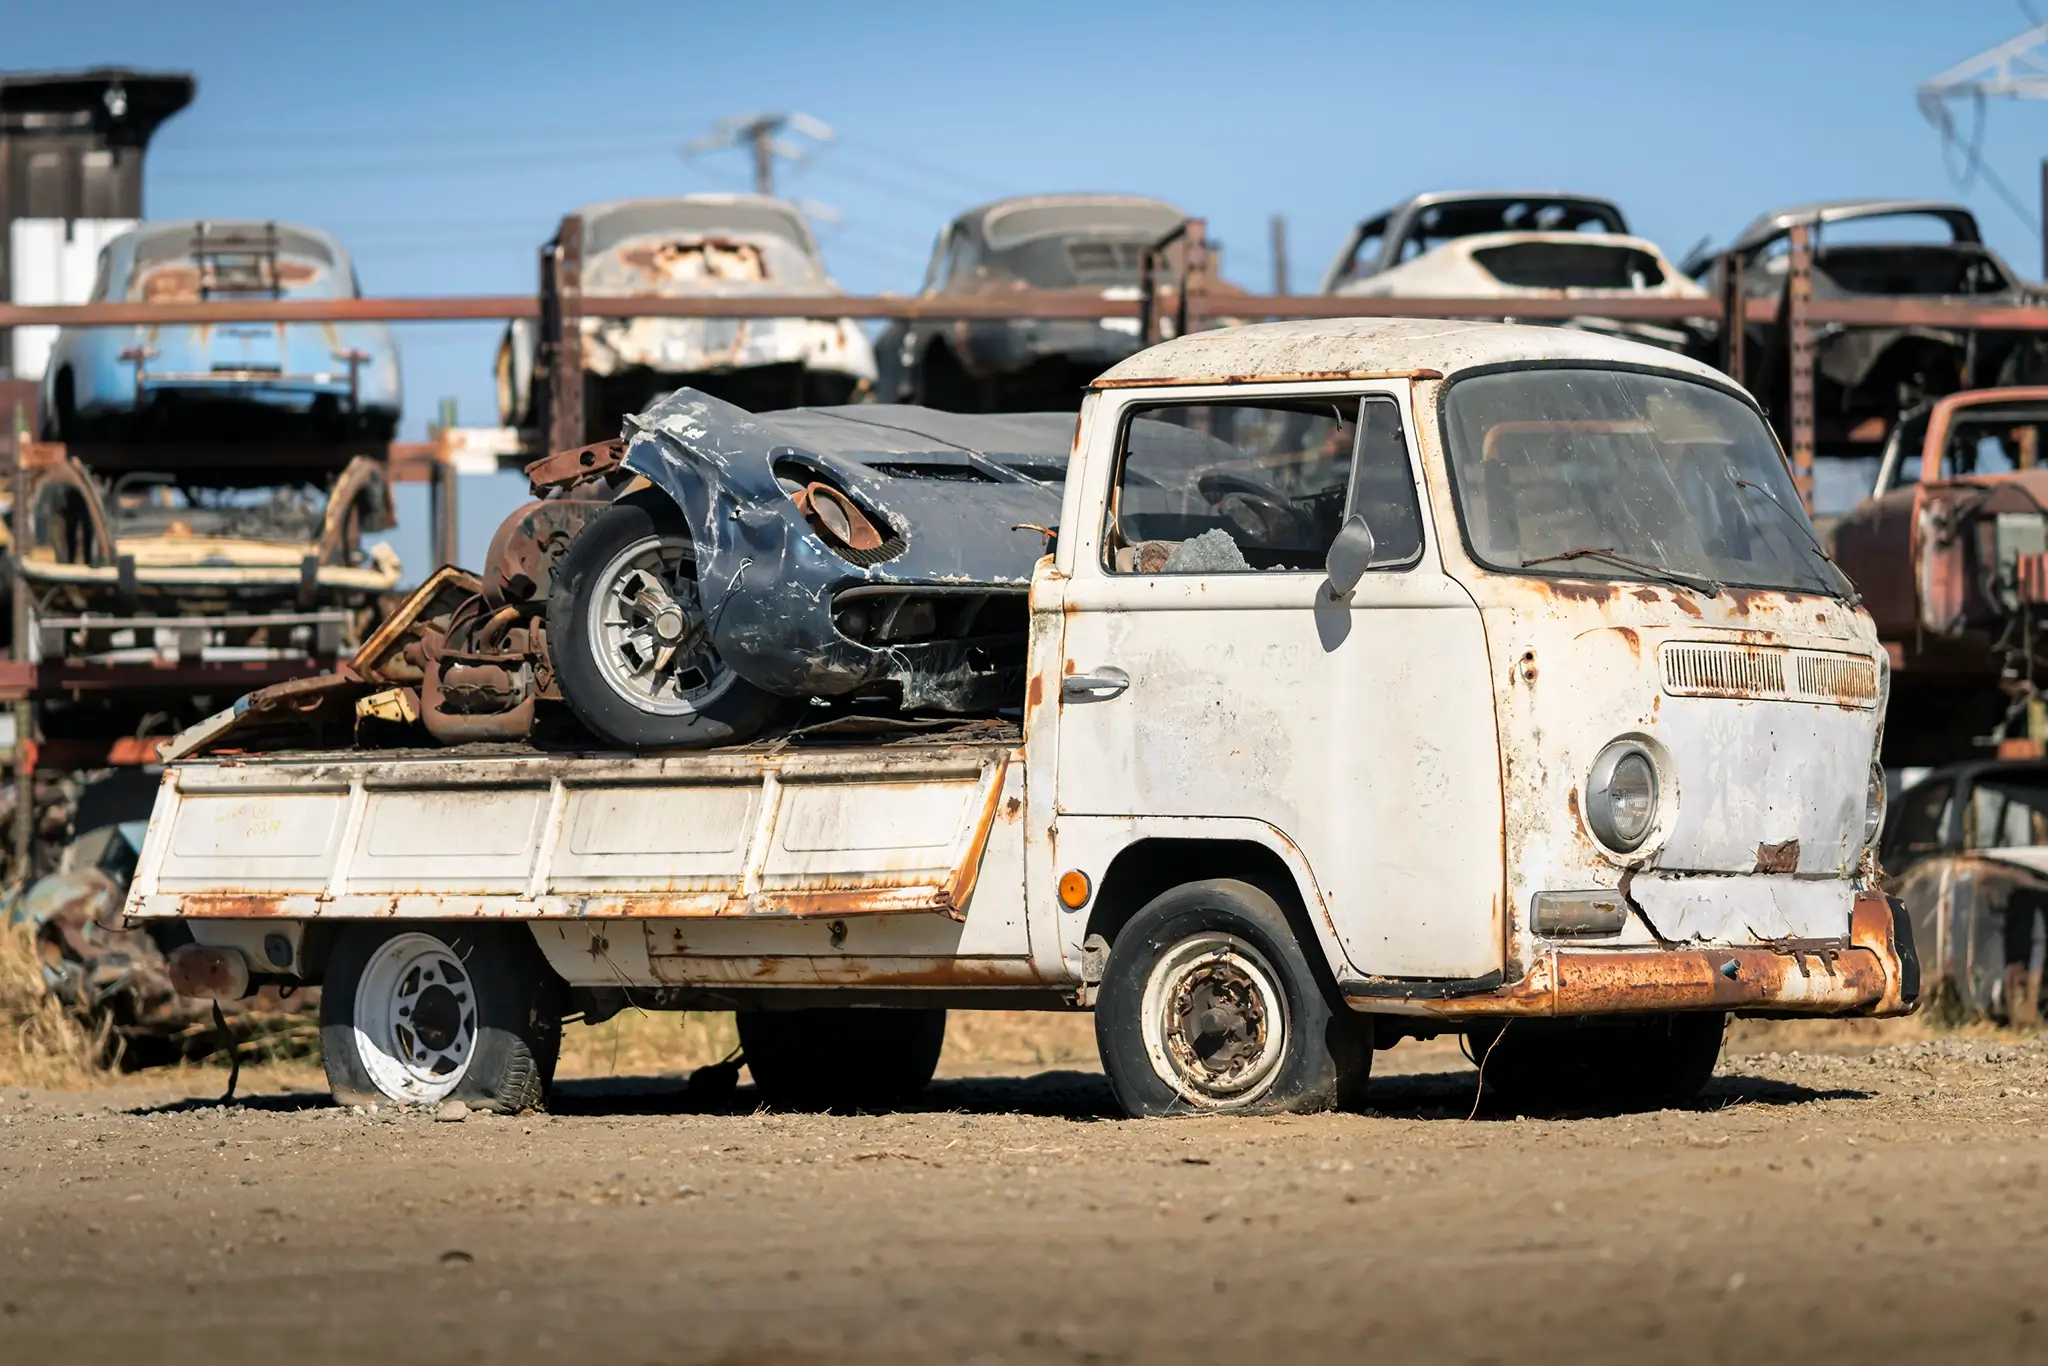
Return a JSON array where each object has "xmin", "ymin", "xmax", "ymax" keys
[{"xmin": 1442, "ymin": 367, "xmax": 1841, "ymax": 597}]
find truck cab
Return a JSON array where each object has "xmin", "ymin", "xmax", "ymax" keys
[{"xmin": 130, "ymin": 318, "xmax": 1917, "ymax": 1118}]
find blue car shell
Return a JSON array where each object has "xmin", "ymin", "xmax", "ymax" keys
[{"xmin": 41, "ymin": 219, "xmax": 401, "ymax": 444}]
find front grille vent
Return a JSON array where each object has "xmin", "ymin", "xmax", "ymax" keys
[{"xmin": 1661, "ymin": 643, "xmax": 1879, "ymax": 708}]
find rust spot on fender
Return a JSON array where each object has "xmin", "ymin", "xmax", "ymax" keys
[
  {"xmin": 1027, "ymin": 675, "xmax": 1044, "ymax": 708},
  {"xmin": 1754, "ymin": 839, "xmax": 1800, "ymax": 874},
  {"xmin": 1614, "ymin": 627, "xmax": 1640, "ymax": 657}
]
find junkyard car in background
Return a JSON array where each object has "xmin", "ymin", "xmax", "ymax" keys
[
  {"xmin": 495, "ymin": 195, "xmax": 876, "ymax": 443},
  {"xmin": 39, "ymin": 220, "xmax": 402, "ymax": 444},
  {"xmin": 1882, "ymin": 760, "xmax": 2048, "ymax": 1021},
  {"xmin": 15, "ymin": 444, "xmax": 401, "ymax": 672},
  {"xmin": 1691, "ymin": 200, "xmax": 2045, "ymax": 455},
  {"xmin": 1319, "ymin": 191, "xmax": 1706, "ymax": 352},
  {"xmin": 874, "ymin": 194, "xmax": 1190, "ymax": 411},
  {"xmin": 1828, "ymin": 386, "xmax": 2048, "ymax": 763}
]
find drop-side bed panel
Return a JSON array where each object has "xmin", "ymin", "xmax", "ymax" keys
[{"xmin": 129, "ymin": 744, "xmax": 1019, "ymax": 922}]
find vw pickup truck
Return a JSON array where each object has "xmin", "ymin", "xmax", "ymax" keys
[{"xmin": 126, "ymin": 318, "xmax": 1918, "ymax": 1118}]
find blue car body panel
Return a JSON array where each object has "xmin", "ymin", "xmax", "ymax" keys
[{"xmin": 41, "ymin": 220, "xmax": 401, "ymax": 443}]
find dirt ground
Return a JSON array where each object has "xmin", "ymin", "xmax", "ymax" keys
[{"xmin": 5, "ymin": 1012, "xmax": 2048, "ymax": 1366}]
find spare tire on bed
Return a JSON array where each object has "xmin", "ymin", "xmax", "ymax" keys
[{"xmin": 547, "ymin": 490, "xmax": 788, "ymax": 749}]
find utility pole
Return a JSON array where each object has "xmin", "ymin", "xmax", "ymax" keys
[
  {"xmin": 1269, "ymin": 215, "xmax": 1290, "ymax": 297},
  {"xmin": 1919, "ymin": 22, "xmax": 2048, "ymax": 278},
  {"xmin": 686, "ymin": 112, "xmax": 835, "ymax": 198}
]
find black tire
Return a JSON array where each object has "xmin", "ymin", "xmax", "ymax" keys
[
  {"xmin": 1094, "ymin": 879, "xmax": 1370, "ymax": 1118},
  {"xmin": 547, "ymin": 490, "xmax": 787, "ymax": 749},
  {"xmin": 1468, "ymin": 1012, "xmax": 1725, "ymax": 1112},
  {"xmin": 319, "ymin": 923, "xmax": 563, "ymax": 1113},
  {"xmin": 737, "ymin": 1007, "xmax": 947, "ymax": 1110}
]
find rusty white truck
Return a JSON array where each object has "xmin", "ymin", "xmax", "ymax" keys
[{"xmin": 126, "ymin": 318, "xmax": 1918, "ymax": 1118}]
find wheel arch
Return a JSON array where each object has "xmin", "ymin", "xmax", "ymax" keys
[{"xmin": 1081, "ymin": 835, "xmax": 1348, "ymax": 992}]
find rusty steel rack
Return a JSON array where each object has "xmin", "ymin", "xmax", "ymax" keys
[{"xmin": 4, "ymin": 216, "xmax": 2031, "ymax": 503}]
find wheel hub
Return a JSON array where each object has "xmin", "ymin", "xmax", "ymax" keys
[
  {"xmin": 1170, "ymin": 964, "xmax": 1268, "ymax": 1084},
  {"xmin": 408, "ymin": 982, "xmax": 462, "ymax": 1053},
  {"xmin": 588, "ymin": 534, "xmax": 735, "ymax": 717}
]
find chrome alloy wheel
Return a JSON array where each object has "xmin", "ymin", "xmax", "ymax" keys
[
  {"xmin": 1137, "ymin": 931, "xmax": 1289, "ymax": 1108},
  {"xmin": 351, "ymin": 933, "xmax": 478, "ymax": 1104},
  {"xmin": 585, "ymin": 532, "xmax": 735, "ymax": 717}
]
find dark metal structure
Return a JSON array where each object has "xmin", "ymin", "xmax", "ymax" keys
[{"xmin": 0, "ymin": 68, "xmax": 194, "ymax": 378}]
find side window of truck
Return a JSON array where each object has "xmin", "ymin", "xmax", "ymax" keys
[{"xmin": 1108, "ymin": 396, "xmax": 1421, "ymax": 574}]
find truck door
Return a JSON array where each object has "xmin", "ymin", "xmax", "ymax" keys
[{"xmin": 1052, "ymin": 385, "xmax": 1502, "ymax": 980}]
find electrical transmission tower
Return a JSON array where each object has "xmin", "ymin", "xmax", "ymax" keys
[
  {"xmin": 1919, "ymin": 21, "xmax": 2048, "ymax": 274},
  {"xmin": 686, "ymin": 112, "xmax": 835, "ymax": 197}
]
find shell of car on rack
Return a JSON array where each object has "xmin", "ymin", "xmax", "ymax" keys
[
  {"xmin": 495, "ymin": 195, "xmax": 876, "ymax": 443},
  {"xmin": 875, "ymin": 194, "xmax": 1200, "ymax": 411},
  {"xmin": 38, "ymin": 219, "xmax": 402, "ymax": 445},
  {"xmin": 1319, "ymin": 191, "xmax": 1706, "ymax": 353}
]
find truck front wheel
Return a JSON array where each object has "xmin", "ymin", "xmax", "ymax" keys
[
  {"xmin": 1095, "ymin": 879, "xmax": 1370, "ymax": 1118},
  {"xmin": 1466, "ymin": 1012, "xmax": 1725, "ymax": 1112},
  {"xmin": 319, "ymin": 924, "xmax": 563, "ymax": 1113},
  {"xmin": 736, "ymin": 1007, "xmax": 947, "ymax": 1109}
]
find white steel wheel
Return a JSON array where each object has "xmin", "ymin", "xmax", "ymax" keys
[
  {"xmin": 350, "ymin": 932, "xmax": 479, "ymax": 1104},
  {"xmin": 585, "ymin": 533, "xmax": 736, "ymax": 717},
  {"xmin": 1137, "ymin": 931, "xmax": 1290, "ymax": 1108}
]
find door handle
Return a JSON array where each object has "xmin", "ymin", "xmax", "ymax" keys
[{"xmin": 1062, "ymin": 666, "xmax": 1130, "ymax": 701}]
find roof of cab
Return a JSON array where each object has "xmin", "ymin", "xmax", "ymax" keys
[{"xmin": 1089, "ymin": 317, "xmax": 1740, "ymax": 391}]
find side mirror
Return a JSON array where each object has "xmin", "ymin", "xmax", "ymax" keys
[{"xmin": 1324, "ymin": 515, "xmax": 1377, "ymax": 597}]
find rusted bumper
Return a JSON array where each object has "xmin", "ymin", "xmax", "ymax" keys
[{"xmin": 1353, "ymin": 892, "xmax": 1918, "ymax": 1020}]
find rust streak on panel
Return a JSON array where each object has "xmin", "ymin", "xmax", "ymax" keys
[{"xmin": 933, "ymin": 757, "xmax": 1012, "ymax": 918}]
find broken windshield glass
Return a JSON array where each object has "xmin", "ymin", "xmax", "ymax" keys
[{"xmin": 1442, "ymin": 367, "xmax": 1841, "ymax": 597}]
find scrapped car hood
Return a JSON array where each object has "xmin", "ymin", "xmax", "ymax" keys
[{"xmin": 621, "ymin": 391, "xmax": 1069, "ymax": 694}]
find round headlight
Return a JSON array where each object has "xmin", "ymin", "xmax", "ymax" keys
[
  {"xmin": 1588, "ymin": 742, "xmax": 1660, "ymax": 853},
  {"xmin": 1865, "ymin": 761, "xmax": 1886, "ymax": 851}
]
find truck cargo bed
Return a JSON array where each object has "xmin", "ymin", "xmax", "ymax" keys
[{"xmin": 128, "ymin": 736, "xmax": 1023, "ymax": 924}]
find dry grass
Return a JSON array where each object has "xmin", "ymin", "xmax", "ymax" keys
[
  {"xmin": 553, "ymin": 1007, "xmax": 1100, "ymax": 1080},
  {"xmin": 556, "ymin": 1010, "xmax": 739, "ymax": 1079},
  {"xmin": 0, "ymin": 920, "xmax": 107, "ymax": 1090}
]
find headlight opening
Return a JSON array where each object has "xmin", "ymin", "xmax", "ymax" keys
[{"xmin": 1587, "ymin": 741, "xmax": 1661, "ymax": 854}]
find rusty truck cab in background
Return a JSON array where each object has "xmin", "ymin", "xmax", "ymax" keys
[{"xmin": 128, "ymin": 319, "xmax": 1915, "ymax": 1119}]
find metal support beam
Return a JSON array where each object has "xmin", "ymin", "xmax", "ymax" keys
[
  {"xmin": 432, "ymin": 446, "xmax": 461, "ymax": 569},
  {"xmin": 1717, "ymin": 251, "xmax": 1747, "ymax": 383},
  {"xmin": 9, "ymin": 403, "xmax": 31, "ymax": 886},
  {"xmin": 548, "ymin": 215, "xmax": 586, "ymax": 457},
  {"xmin": 1787, "ymin": 223, "xmax": 1816, "ymax": 511}
]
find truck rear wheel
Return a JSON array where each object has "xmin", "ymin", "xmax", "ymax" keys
[
  {"xmin": 1467, "ymin": 1012, "xmax": 1725, "ymax": 1112},
  {"xmin": 736, "ymin": 1007, "xmax": 947, "ymax": 1109},
  {"xmin": 319, "ymin": 924, "xmax": 563, "ymax": 1113},
  {"xmin": 548, "ymin": 490, "xmax": 787, "ymax": 750},
  {"xmin": 1094, "ymin": 879, "xmax": 1370, "ymax": 1118}
]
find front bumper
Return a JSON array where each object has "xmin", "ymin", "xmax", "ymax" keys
[{"xmin": 1352, "ymin": 892, "xmax": 1918, "ymax": 1019}]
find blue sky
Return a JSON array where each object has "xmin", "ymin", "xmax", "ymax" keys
[{"xmin": 12, "ymin": 0, "xmax": 2048, "ymax": 571}]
